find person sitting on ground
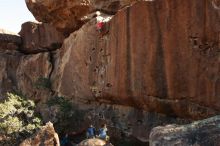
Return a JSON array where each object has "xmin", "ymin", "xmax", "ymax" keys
[
  {"xmin": 60, "ymin": 134, "xmax": 72, "ymax": 146},
  {"xmin": 86, "ymin": 124, "xmax": 96, "ymax": 139},
  {"xmin": 98, "ymin": 124, "xmax": 109, "ymax": 141}
]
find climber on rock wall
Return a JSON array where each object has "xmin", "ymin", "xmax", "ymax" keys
[
  {"xmin": 96, "ymin": 21, "xmax": 105, "ymax": 33},
  {"xmin": 96, "ymin": 11, "xmax": 112, "ymax": 37}
]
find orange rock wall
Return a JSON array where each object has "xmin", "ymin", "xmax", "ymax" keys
[
  {"xmin": 105, "ymin": 0, "xmax": 220, "ymax": 118},
  {"xmin": 52, "ymin": 0, "xmax": 220, "ymax": 119}
]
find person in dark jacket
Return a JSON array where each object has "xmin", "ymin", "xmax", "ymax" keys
[{"xmin": 60, "ymin": 134, "xmax": 72, "ymax": 146}]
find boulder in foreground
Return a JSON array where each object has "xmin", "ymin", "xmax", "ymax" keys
[
  {"xmin": 149, "ymin": 116, "xmax": 220, "ymax": 146},
  {"xmin": 19, "ymin": 122, "xmax": 60, "ymax": 146},
  {"xmin": 78, "ymin": 138, "xmax": 113, "ymax": 146}
]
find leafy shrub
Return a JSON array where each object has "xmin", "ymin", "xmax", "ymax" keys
[
  {"xmin": 0, "ymin": 93, "xmax": 42, "ymax": 145},
  {"xmin": 47, "ymin": 96, "xmax": 72, "ymax": 114}
]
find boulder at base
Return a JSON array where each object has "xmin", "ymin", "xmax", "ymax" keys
[
  {"xmin": 149, "ymin": 116, "xmax": 220, "ymax": 146},
  {"xmin": 78, "ymin": 138, "xmax": 113, "ymax": 146},
  {"xmin": 19, "ymin": 122, "xmax": 60, "ymax": 146}
]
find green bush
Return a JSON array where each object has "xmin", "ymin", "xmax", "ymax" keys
[
  {"xmin": 35, "ymin": 77, "xmax": 51, "ymax": 89},
  {"xmin": 47, "ymin": 96, "xmax": 72, "ymax": 114},
  {"xmin": 46, "ymin": 96, "xmax": 85, "ymax": 133},
  {"xmin": 0, "ymin": 93, "xmax": 42, "ymax": 145}
]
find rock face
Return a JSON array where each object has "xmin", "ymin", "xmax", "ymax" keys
[
  {"xmin": 0, "ymin": 29, "xmax": 21, "ymax": 51},
  {"xmin": 0, "ymin": 51, "xmax": 52, "ymax": 101},
  {"xmin": 16, "ymin": 53, "xmax": 52, "ymax": 100},
  {"xmin": 0, "ymin": 52, "xmax": 21, "ymax": 97},
  {"xmin": 25, "ymin": 0, "xmax": 90, "ymax": 35},
  {"xmin": 19, "ymin": 22, "xmax": 64, "ymax": 53},
  {"xmin": 25, "ymin": 0, "xmax": 138, "ymax": 35},
  {"xmin": 19, "ymin": 122, "xmax": 60, "ymax": 146},
  {"xmin": 149, "ymin": 116, "xmax": 220, "ymax": 146},
  {"xmin": 51, "ymin": 0, "xmax": 220, "ymax": 120}
]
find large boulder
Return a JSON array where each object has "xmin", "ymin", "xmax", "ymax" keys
[
  {"xmin": 51, "ymin": 0, "xmax": 220, "ymax": 120},
  {"xmin": 25, "ymin": 0, "xmax": 138, "ymax": 35},
  {"xmin": 78, "ymin": 138, "xmax": 107, "ymax": 146},
  {"xmin": 0, "ymin": 30, "xmax": 22, "ymax": 96},
  {"xmin": 19, "ymin": 122, "xmax": 60, "ymax": 146},
  {"xmin": 19, "ymin": 22, "xmax": 64, "ymax": 53},
  {"xmin": 149, "ymin": 116, "xmax": 220, "ymax": 146}
]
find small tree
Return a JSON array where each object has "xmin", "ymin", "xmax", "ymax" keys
[{"xmin": 0, "ymin": 93, "xmax": 42, "ymax": 145}]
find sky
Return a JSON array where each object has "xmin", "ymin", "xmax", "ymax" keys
[{"xmin": 0, "ymin": 0, "xmax": 36, "ymax": 33}]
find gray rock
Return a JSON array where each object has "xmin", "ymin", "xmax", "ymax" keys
[{"xmin": 149, "ymin": 116, "xmax": 220, "ymax": 146}]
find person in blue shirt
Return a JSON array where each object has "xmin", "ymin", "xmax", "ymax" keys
[
  {"xmin": 86, "ymin": 124, "xmax": 96, "ymax": 139},
  {"xmin": 98, "ymin": 124, "xmax": 109, "ymax": 141}
]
